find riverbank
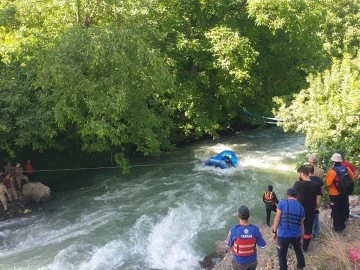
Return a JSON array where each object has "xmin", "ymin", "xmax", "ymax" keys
[
  {"xmin": 0, "ymin": 188, "xmax": 46, "ymax": 222},
  {"xmin": 206, "ymin": 195, "xmax": 360, "ymax": 270},
  {"xmin": 0, "ymin": 181, "xmax": 52, "ymax": 222}
]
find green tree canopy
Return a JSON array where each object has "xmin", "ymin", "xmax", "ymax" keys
[
  {"xmin": 274, "ymin": 54, "xmax": 360, "ymax": 166},
  {"xmin": 1, "ymin": 0, "xmax": 360, "ymax": 170},
  {"xmin": 0, "ymin": 0, "xmax": 175, "ymax": 170}
]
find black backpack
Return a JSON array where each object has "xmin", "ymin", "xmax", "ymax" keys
[{"xmin": 333, "ymin": 166, "xmax": 354, "ymax": 195}]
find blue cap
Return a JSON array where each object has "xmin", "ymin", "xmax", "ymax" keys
[{"xmin": 287, "ymin": 188, "xmax": 297, "ymax": 197}]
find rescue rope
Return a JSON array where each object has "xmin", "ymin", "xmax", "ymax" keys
[
  {"xmin": 27, "ymin": 161, "xmax": 201, "ymax": 173},
  {"xmin": 239, "ymin": 109, "xmax": 282, "ymax": 125}
]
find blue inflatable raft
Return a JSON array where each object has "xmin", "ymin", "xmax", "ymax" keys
[{"xmin": 204, "ymin": 150, "xmax": 238, "ymax": 169}]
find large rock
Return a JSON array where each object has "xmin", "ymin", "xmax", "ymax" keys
[
  {"xmin": 212, "ymin": 253, "xmax": 232, "ymax": 270},
  {"xmin": 22, "ymin": 182, "xmax": 51, "ymax": 203},
  {"xmin": 213, "ymin": 241, "xmax": 232, "ymax": 270},
  {"xmin": 215, "ymin": 241, "xmax": 230, "ymax": 258}
]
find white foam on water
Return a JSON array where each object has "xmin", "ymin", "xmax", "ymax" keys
[
  {"xmin": 77, "ymin": 240, "xmax": 126, "ymax": 270},
  {"xmin": 193, "ymin": 162, "xmax": 241, "ymax": 176},
  {"xmin": 38, "ymin": 239, "xmax": 127, "ymax": 270},
  {"xmin": 239, "ymin": 155, "xmax": 296, "ymax": 172},
  {"xmin": 39, "ymin": 242, "xmax": 94, "ymax": 270},
  {"xmin": 0, "ymin": 214, "xmax": 40, "ymax": 231},
  {"xmin": 193, "ymin": 144, "xmax": 238, "ymax": 162},
  {"xmin": 0, "ymin": 210, "xmax": 115, "ymax": 258},
  {"xmin": 192, "ymin": 132, "xmax": 305, "ymax": 174},
  {"xmin": 201, "ymin": 204, "xmax": 228, "ymax": 230},
  {"xmin": 146, "ymin": 205, "xmax": 203, "ymax": 270}
]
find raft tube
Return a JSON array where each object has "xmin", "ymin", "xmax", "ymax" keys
[{"xmin": 204, "ymin": 150, "xmax": 239, "ymax": 169}]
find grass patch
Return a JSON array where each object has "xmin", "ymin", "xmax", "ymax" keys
[{"xmin": 307, "ymin": 220, "xmax": 360, "ymax": 270}]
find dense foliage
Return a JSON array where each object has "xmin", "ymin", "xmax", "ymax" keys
[
  {"xmin": 0, "ymin": 0, "xmax": 359, "ymax": 170},
  {"xmin": 270, "ymin": 0, "xmax": 360, "ymax": 167}
]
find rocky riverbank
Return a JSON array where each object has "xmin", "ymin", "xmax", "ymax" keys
[
  {"xmin": 0, "ymin": 182, "xmax": 51, "ymax": 221},
  {"xmin": 202, "ymin": 195, "xmax": 360, "ymax": 270},
  {"xmin": 0, "ymin": 193, "xmax": 36, "ymax": 222}
]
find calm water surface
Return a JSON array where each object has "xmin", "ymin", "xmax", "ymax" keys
[{"xmin": 0, "ymin": 128, "xmax": 305, "ymax": 270}]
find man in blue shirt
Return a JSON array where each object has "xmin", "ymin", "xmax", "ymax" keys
[
  {"xmin": 226, "ymin": 205, "xmax": 266, "ymax": 270},
  {"xmin": 273, "ymin": 188, "xmax": 305, "ymax": 270}
]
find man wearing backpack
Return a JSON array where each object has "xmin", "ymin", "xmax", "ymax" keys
[
  {"xmin": 263, "ymin": 185, "xmax": 279, "ymax": 227},
  {"xmin": 325, "ymin": 153, "xmax": 355, "ymax": 232},
  {"xmin": 337, "ymin": 150, "xmax": 359, "ymax": 179},
  {"xmin": 337, "ymin": 150, "xmax": 359, "ymax": 219}
]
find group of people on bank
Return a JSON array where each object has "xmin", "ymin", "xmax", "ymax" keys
[
  {"xmin": 0, "ymin": 160, "xmax": 34, "ymax": 211},
  {"xmin": 226, "ymin": 151, "xmax": 358, "ymax": 270}
]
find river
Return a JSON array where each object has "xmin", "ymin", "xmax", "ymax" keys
[{"xmin": 0, "ymin": 128, "xmax": 305, "ymax": 270}]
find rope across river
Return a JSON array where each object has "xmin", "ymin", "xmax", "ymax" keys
[{"xmin": 27, "ymin": 161, "xmax": 202, "ymax": 173}]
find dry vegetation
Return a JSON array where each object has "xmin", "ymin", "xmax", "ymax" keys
[{"xmin": 308, "ymin": 218, "xmax": 360, "ymax": 270}]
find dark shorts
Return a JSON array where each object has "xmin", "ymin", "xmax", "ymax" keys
[{"xmin": 232, "ymin": 259, "xmax": 257, "ymax": 270}]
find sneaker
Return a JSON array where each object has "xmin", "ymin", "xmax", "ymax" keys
[{"xmin": 313, "ymin": 235, "xmax": 319, "ymax": 240}]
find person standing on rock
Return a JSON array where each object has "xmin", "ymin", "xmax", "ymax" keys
[
  {"xmin": 308, "ymin": 154, "xmax": 324, "ymax": 179},
  {"xmin": 325, "ymin": 153, "xmax": 354, "ymax": 232},
  {"xmin": 293, "ymin": 165, "xmax": 321, "ymax": 252},
  {"xmin": 307, "ymin": 164, "xmax": 323, "ymax": 239},
  {"xmin": 263, "ymin": 185, "xmax": 279, "ymax": 227},
  {"xmin": 0, "ymin": 173, "xmax": 8, "ymax": 211},
  {"xmin": 225, "ymin": 205, "xmax": 266, "ymax": 270},
  {"xmin": 24, "ymin": 160, "xmax": 34, "ymax": 181},
  {"xmin": 14, "ymin": 163, "xmax": 29, "ymax": 191},
  {"xmin": 337, "ymin": 150, "xmax": 359, "ymax": 179},
  {"xmin": 273, "ymin": 188, "xmax": 305, "ymax": 270},
  {"xmin": 4, "ymin": 162, "xmax": 15, "ymax": 178},
  {"xmin": 3, "ymin": 173, "xmax": 18, "ymax": 202},
  {"xmin": 337, "ymin": 150, "xmax": 358, "ymax": 219}
]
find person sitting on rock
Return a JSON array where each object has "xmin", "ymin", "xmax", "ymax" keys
[
  {"xmin": 3, "ymin": 173, "xmax": 18, "ymax": 202},
  {"xmin": 15, "ymin": 162, "xmax": 29, "ymax": 191},
  {"xmin": 225, "ymin": 205, "xmax": 266, "ymax": 270}
]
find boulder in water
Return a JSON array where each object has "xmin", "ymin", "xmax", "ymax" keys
[{"xmin": 22, "ymin": 182, "xmax": 51, "ymax": 203}]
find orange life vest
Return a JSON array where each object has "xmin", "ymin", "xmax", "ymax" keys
[
  {"xmin": 264, "ymin": 191, "xmax": 274, "ymax": 205},
  {"xmin": 231, "ymin": 237, "xmax": 257, "ymax": 256}
]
